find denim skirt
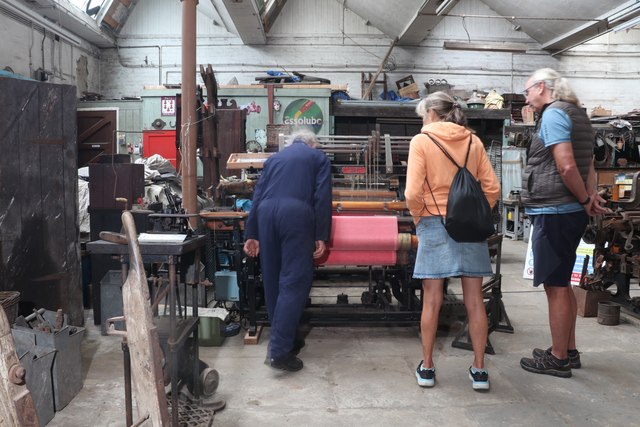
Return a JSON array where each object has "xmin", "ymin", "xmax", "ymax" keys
[{"xmin": 412, "ymin": 216, "xmax": 493, "ymax": 279}]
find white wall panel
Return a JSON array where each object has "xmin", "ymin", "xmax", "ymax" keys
[
  {"xmin": 558, "ymin": 31, "xmax": 640, "ymax": 115},
  {"xmin": 342, "ymin": 7, "xmax": 383, "ymax": 36},
  {"xmin": 0, "ymin": 8, "xmax": 100, "ymax": 96},
  {"xmin": 93, "ymin": 0, "xmax": 638, "ymax": 114},
  {"xmin": 431, "ymin": 0, "xmax": 530, "ymax": 42},
  {"xmin": 121, "ymin": 0, "xmax": 229, "ymax": 37},
  {"xmin": 269, "ymin": 0, "xmax": 380, "ymax": 36},
  {"xmin": 3, "ymin": 0, "xmax": 633, "ymax": 114}
]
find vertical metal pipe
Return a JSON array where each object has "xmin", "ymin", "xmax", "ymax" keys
[
  {"xmin": 168, "ymin": 258, "xmax": 178, "ymax": 426},
  {"xmin": 181, "ymin": 0, "xmax": 198, "ymax": 228},
  {"xmin": 158, "ymin": 46, "xmax": 163, "ymax": 86}
]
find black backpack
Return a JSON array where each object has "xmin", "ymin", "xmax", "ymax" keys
[{"xmin": 424, "ymin": 132, "xmax": 495, "ymax": 242}]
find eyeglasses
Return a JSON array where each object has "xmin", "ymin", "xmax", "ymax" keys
[{"xmin": 522, "ymin": 81, "xmax": 541, "ymax": 97}]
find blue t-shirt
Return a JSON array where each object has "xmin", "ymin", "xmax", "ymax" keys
[{"xmin": 525, "ymin": 108, "xmax": 583, "ymax": 215}]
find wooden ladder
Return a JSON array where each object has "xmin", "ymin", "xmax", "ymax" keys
[{"xmin": 361, "ymin": 72, "xmax": 388, "ymax": 100}]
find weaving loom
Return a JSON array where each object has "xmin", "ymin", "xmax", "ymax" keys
[{"xmin": 200, "ymin": 131, "xmax": 511, "ymax": 352}]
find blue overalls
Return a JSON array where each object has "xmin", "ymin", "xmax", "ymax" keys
[{"xmin": 244, "ymin": 141, "xmax": 332, "ymax": 361}]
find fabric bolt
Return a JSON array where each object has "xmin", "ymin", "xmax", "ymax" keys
[
  {"xmin": 321, "ymin": 250, "xmax": 397, "ymax": 266},
  {"xmin": 412, "ymin": 216, "xmax": 493, "ymax": 279},
  {"xmin": 328, "ymin": 216, "xmax": 398, "ymax": 250},
  {"xmin": 319, "ymin": 216, "xmax": 398, "ymax": 266}
]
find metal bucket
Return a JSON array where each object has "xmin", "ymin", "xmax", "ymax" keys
[{"xmin": 597, "ymin": 301, "xmax": 621, "ymax": 326}]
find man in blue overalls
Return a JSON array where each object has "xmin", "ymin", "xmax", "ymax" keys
[{"xmin": 244, "ymin": 129, "xmax": 332, "ymax": 372}]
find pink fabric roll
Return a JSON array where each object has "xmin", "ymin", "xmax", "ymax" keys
[{"xmin": 318, "ymin": 216, "xmax": 398, "ymax": 265}]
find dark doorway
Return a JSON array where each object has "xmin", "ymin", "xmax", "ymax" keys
[{"xmin": 77, "ymin": 109, "xmax": 117, "ymax": 167}]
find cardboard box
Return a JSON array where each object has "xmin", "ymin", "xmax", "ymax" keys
[
  {"xmin": 591, "ymin": 106, "xmax": 612, "ymax": 117},
  {"xmin": 399, "ymin": 82, "xmax": 419, "ymax": 98}
]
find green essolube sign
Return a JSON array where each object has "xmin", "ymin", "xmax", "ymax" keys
[{"xmin": 283, "ymin": 99, "xmax": 324, "ymax": 133}]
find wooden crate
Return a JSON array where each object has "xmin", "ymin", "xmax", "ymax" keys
[
  {"xmin": 573, "ymin": 286, "xmax": 610, "ymax": 317},
  {"xmin": 399, "ymin": 82, "xmax": 419, "ymax": 98}
]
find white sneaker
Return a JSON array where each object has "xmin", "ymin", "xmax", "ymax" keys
[
  {"xmin": 415, "ymin": 361, "xmax": 435, "ymax": 387},
  {"xmin": 468, "ymin": 366, "xmax": 490, "ymax": 391}
]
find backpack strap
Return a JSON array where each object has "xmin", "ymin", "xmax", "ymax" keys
[
  {"xmin": 421, "ymin": 132, "xmax": 474, "ymax": 223},
  {"xmin": 423, "ymin": 167, "xmax": 444, "ymax": 221},
  {"xmin": 462, "ymin": 134, "xmax": 472, "ymax": 168},
  {"xmin": 423, "ymin": 132, "xmax": 473, "ymax": 169}
]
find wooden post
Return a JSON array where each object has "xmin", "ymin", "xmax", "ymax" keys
[{"xmin": 181, "ymin": 0, "xmax": 198, "ymax": 228}]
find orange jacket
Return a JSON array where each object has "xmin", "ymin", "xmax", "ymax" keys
[{"xmin": 404, "ymin": 122, "xmax": 500, "ymax": 224}]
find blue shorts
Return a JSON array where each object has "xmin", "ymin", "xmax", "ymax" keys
[
  {"xmin": 531, "ymin": 211, "xmax": 589, "ymax": 287},
  {"xmin": 412, "ymin": 216, "xmax": 493, "ymax": 279}
]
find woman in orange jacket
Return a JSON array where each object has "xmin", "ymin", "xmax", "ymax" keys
[{"xmin": 405, "ymin": 91, "xmax": 500, "ymax": 391}]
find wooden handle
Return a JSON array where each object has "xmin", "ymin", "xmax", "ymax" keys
[{"xmin": 99, "ymin": 231, "xmax": 128, "ymax": 245}]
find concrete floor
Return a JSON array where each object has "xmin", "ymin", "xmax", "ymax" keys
[{"xmin": 48, "ymin": 239, "xmax": 640, "ymax": 427}]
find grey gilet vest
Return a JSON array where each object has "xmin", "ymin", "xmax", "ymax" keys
[{"xmin": 521, "ymin": 100, "xmax": 594, "ymax": 207}]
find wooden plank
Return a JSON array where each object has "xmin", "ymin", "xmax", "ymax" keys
[
  {"xmin": 25, "ymin": 139, "xmax": 64, "ymax": 145},
  {"xmin": 220, "ymin": 84, "xmax": 344, "ymax": 90},
  {"xmin": 226, "ymin": 152, "xmax": 273, "ymax": 170},
  {"xmin": 332, "ymin": 101, "xmax": 511, "ymax": 120},
  {"xmin": 16, "ymin": 80, "xmax": 44, "ymax": 313},
  {"xmin": 217, "ymin": 109, "xmax": 246, "ymax": 177},
  {"xmin": 39, "ymin": 84, "xmax": 67, "ymax": 317},
  {"xmin": 144, "ymin": 84, "xmax": 349, "ymax": 91},
  {"xmin": 243, "ymin": 325, "xmax": 263, "ymax": 345},
  {"xmin": 118, "ymin": 212, "xmax": 169, "ymax": 425},
  {"xmin": 103, "ymin": 15, "xmax": 118, "ymax": 29},
  {"xmin": 61, "ymin": 85, "xmax": 82, "ymax": 326},
  {"xmin": 261, "ymin": 0, "xmax": 287, "ymax": 33},
  {"xmin": 0, "ymin": 79, "xmax": 24, "ymax": 257}
]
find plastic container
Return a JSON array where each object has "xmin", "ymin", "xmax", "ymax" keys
[{"xmin": 198, "ymin": 316, "xmax": 226, "ymax": 347}]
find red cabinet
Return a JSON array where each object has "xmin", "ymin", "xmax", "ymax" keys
[{"xmin": 143, "ymin": 130, "xmax": 180, "ymax": 169}]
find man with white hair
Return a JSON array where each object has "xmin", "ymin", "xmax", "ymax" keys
[
  {"xmin": 519, "ymin": 68, "xmax": 608, "ymax": 377},
  {"xmin": 244, "ymin": 128, "xmax": 332, "ymax": 372}
]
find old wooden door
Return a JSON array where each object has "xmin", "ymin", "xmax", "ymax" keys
[
  {"xmin": 0, "ymin": 77, "xmax": 82, "ymax": 325},
  {"xmin": 77, "ymin": 109, "xmax": 117, "ymax": 167}
]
